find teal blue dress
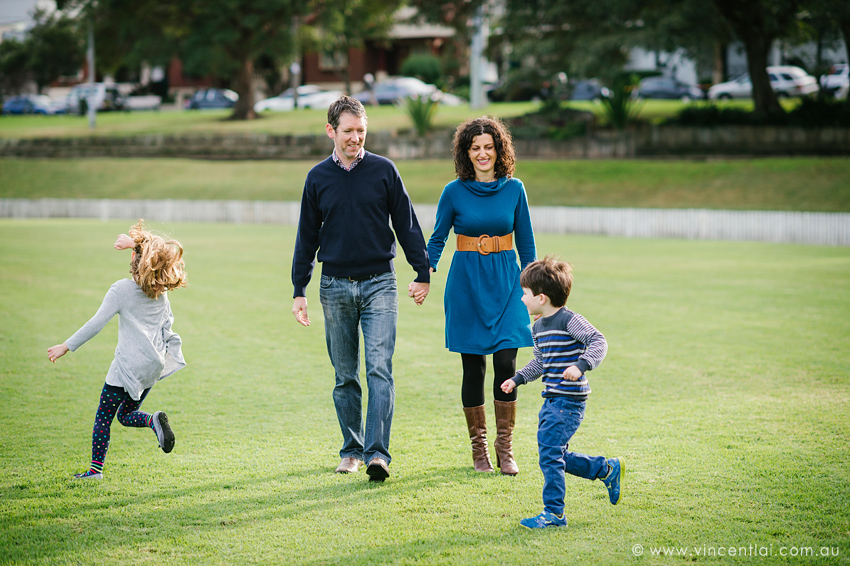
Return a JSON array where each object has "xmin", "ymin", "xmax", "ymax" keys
[{"xmin": 427, "ymin": 177, "xmax": 536, "ymax": 354}]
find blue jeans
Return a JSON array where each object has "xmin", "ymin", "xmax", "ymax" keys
[
  {"xmin": 319, "ymin": 272, "xmax": 398, "ymax": 465},
  {"xmin": 538, "ymin": 396, "xmax": 609, "ymax": 515}
]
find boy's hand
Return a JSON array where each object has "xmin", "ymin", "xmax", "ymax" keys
[
  {"xmin": 501, "ymin": 379, "xmax": 517, "ymax": 394},
  {"xmin": 563, "ymin": 366, "xmax": 582, "ymax": 381},
  {"xmin": 48, "ymin": 343, "xmax": 69, "ymax": 363},
  {"xmin": 114, "ymin": 234, "xmax": 134, "ymax": 250}
]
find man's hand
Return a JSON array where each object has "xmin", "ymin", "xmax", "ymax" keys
[
  {"xmin": 563, "ymin": 366, "xmax": 582, "ymax": 381},
  {"xmin": 292, "ymin": 297, "xmax": 311, "ymax": 327},
  {"xmin": 48, "ymin": 343, "xmax": 69, "ymax": 363},
  {"xmin": 408, "ymin": 282, "xmax": 430, "ymax": 306}
]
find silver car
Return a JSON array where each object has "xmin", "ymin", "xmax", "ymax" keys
[{"xmin": 708, "ymin": 66, "xmax": 819, "ymax": 99}]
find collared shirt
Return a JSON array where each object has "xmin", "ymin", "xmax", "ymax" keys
[{"xmin": 331, "ymin": 148, "xmax": 364, "ymax": 172}]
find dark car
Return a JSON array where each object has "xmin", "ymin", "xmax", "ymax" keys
[
  {"xmin": 2, "ymin": 94, "xmax": 54, "ymax": 115},
  {"xmin": 570, "ymin": 80, "xmax": 611, "ymax": 101},
  {"xmin": 632, "ymin": 77, "xmax": 704, "ymax": 101},
  {"xmin": 352, "ymin": 77, "xmax": 436, "ymax": 105},
  {"xmin": 185, "ymin": 88, "xmax": 238, "ymax": 110}
]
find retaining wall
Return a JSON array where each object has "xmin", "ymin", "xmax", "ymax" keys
[{"xmin": 1, "ymin": 125, "xmax": 848, "ymax": 160}]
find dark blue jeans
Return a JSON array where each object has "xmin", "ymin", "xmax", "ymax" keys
[
  {"xmin": 319, "ymin": 272, "xmax": 398, "ymax": 465},
  {"xmin": 538, "ymin": 396, "xmax": 609, "ymax": 515}
]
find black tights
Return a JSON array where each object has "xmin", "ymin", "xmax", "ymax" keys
[{"xmin": 460, "ymin": 348, "xmax": 518, "ymax": 407}]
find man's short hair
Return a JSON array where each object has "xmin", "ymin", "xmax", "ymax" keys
[
  {"xmin": 327, "ymin": 95, "xmax": 367, "ymax": 130},
  {"xmin": 520, "ymin": 256, "xmax": 573, "ymax": 308}
]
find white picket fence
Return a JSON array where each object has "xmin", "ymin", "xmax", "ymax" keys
[{"xmin": 2, "ymin": 198, "xmax": 848, "ymax": 246}]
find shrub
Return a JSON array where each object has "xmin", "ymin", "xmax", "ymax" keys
[
  {"xmin": 600, "ymin": 82, "xmax": 643, "ymax": 130},
  {"xmin": 401, "ymin": 94, "xmax": 440, "ymax": 136},
  {"xmin": 671, "ymin": 97, "xmax": 850, "ymax": 128},
  {"xmin": 400, "ymin": 54, "xmax": 443, "ymax": 87}
]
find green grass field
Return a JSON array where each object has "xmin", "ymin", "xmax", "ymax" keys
[
  {"xmin": 1, "ymin": 219, "xmax": 848, "ymax": 565},
  {"xmin": 3, "ymin": 157, "xmax": 850, "ymax": 212}
]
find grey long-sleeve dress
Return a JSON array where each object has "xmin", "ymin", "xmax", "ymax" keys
[{"xmin": 65, "ymin": 278, "xmax": 185, "ymax": 400}]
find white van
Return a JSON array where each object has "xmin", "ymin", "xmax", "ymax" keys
[{"xmin": 66, "ymin": 83, "xmax": 126, "ymax": 114}]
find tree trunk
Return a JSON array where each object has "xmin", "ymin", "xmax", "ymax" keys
[
  {"xmin": 230, "ymin": 58, "xmax": 257, "ymax": 120},
  {"xmin": 712, "ymin": 42, "xmax": 726, "ymax": 85},
  {"xmin": 741, "ymin": 32, "xmax": 783, "ymax": 115}
]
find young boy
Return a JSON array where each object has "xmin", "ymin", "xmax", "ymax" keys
[{"xmin": 501, "ymin": 256, "xmax": 622, "ymax": 529}]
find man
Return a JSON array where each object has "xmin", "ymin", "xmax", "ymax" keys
[{"xmin": 291, "ymin": 95, "xmax": 430, "ymax": 482}]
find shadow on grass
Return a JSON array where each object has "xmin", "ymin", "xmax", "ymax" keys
[{"xmin": 1, "ymin": 463, "xmax": 532, "ymax": 563}]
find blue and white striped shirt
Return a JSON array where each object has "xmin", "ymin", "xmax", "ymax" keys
[{"xmin": 513, "ymin": 307, "xmax": 607, "ymax": 398}]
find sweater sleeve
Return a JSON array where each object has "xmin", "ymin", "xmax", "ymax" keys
[
  {"xmin": 426, "ymin": 184, "xmax": 455, "ymax": 271},
  {"xmin": 65, "ymin": 283, "xmax": 121, "ymax": 352},
  {"xmin": 513, "ymin": 180, "xmax": 536, "ymax": 270},
  {"xmin": 568, "ymin": 314, "xmax": 608, "ymax": 373},
  {"xmin": 291, "ymin": 176, "xmax": 322, "ymax": 298},
  {"xmin": 513, "ymin": 334, "xmax": 544, "ymax": 385},
  {"xmin": 388, "ymin": 166, "xmax": 431, "ymax": 283}
]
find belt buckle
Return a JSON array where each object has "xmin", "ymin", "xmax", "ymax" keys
[{"xmin": 476, "ymin": 234, "xmax": 491, "ymax": 255}]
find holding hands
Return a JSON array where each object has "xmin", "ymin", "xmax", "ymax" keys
[{"xmin": 407, "ymin": 281, "xmax": 429, "ymax": 306}]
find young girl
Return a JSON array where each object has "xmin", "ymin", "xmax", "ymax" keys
[{"xmin": 48, "ymin": 220, "xmax": 188, "ymax": 480}]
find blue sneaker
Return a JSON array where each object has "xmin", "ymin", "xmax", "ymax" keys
[
  {"xmin": 520, "ymin": 511, "xmax": 568, "ymax": 529},
  {"xmin": 602, "ymin": 458, "xmax": 624, "ymax": 505}
]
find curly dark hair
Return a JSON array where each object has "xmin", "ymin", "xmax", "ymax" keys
[{"xmin": 452, "ymin": 116, "xmax": 516, "ymax": 181}]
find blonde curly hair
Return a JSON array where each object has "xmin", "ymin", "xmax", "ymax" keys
[{"xmin": 128, "ymin": 219, "xmax": 187, "ymax": 299}]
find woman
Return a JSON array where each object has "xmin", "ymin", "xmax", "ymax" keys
[{"xmin": 427, "ymin": 117, "xmax": 536, "ymax": 474}]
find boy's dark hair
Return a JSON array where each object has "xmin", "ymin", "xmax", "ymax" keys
[
  {"xmin": 452, "ymin": 116, "xmax": 515, "ymax": 181},
  {"xmin": 520, "ymin": 256, "xmax": 573, "ymax": 307},
  {"xmin": 327, "ymin": 95, "xmax": 367, "ymax": 130}
]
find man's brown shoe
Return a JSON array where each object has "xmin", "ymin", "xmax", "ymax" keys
[
  {"xmin": 366, "ymin": 457, "xmax": 390, "ymax": 482},
  {"xmin": 335, "ymin": 457, "xmax": 363, "ymax": 473}
]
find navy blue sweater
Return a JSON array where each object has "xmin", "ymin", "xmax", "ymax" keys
[{"xmin": 292, "ymin": 151, "xmax": 430, "ymax": 297}]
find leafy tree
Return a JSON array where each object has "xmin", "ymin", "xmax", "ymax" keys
[
  {"xmin": 58, "ymin": 0, "xmax": 307, "ymax": 120},
  {"xmin": 709, "ymin": 0, "xmax": 802, "ymax": 115},
  {"xmin": 406, "ymin": 0, "xmax": 487, "ymax": 84},
  {"xmin": 0, "ymin": 40, "xmax": 30, "ymax": 99},
  {"xmin": 308, "ymin": 0, "xmax": 404, "ymax": 94},
  {"xmin": 26, "ymin": 9, "xmax": 86, "ymax": 94}
]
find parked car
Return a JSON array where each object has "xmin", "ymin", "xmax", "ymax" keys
[
  {"xmin": 254, "ymin": 85, "xmax": 343, "ymax": 112},
  {"xmin": 66, "ymin": 83, "xmax": 126, "ymax": 114},
  {"xmin": 632, "ymin": 76, "xmax": 704, "ymax": 101},
  {"xmin": 708, "ymin": 66, "xmax": 819, "ymax": 99},
  {"xmin": 2, "ymin": 94, "xmax": 54, "ymax": 115},
  {"xmin": 185, "ymin": 88, "xmax": 238, "ymax": 110},
  {"xmin": 820, "ymin": 63, "xmax": 848, "ymax": 100},
  {"xmin": 570, "ymin": 79, "xmax": 611, "ymax": 101},
  {"xmin": 352, "ymin": 76, "xmax": 437, "ymax": 105},
  {"xmin": 48, "ymin": 94, "xmax": 73, "ymax": 114}
]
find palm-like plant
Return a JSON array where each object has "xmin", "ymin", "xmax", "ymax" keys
[
  {"xmin": 401, "ymin": 94, "xmax": 440, "ymax": 136},
  {"xmin": 600, "ymin": 81, "xmax": 643, "ymax": 130}
]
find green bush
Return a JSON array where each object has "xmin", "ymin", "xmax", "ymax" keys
[
  {"xmin": 505, "ymin": 104, "xmax": 592, "ymax": 140},
  {"xmin": 400, "ymin": 54, "xmax": 443, "ymax": 87},
  {"xmin": 671, "ymin": 97, "xmax": 850, "ymax": 128}
]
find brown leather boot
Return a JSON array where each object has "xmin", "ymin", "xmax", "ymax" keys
[
  {"xmin": 494, "ymin": 400, "xmax": 519, "ymax": 475},
  {"xmin": 463, "ymin": 405, "xmax": 494, "ymax": 472}
]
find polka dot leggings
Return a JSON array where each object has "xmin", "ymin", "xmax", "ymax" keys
[{"xmin": 85, "ymin": 383, "xmax": 154, "ymax": 475}]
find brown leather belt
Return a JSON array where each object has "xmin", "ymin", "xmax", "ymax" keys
[{"xmin": 456, "ymin": 233, "xmax": 513, "ymax": 255}]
